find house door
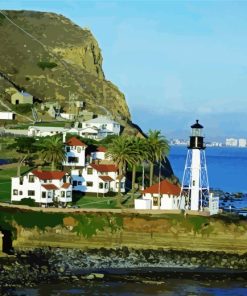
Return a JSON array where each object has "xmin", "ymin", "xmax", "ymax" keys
[{"xmin": 15, "ymin": 100, "xmax": 19, "ymax": 105}]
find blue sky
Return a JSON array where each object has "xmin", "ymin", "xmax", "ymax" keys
[{"xmin": 1, "ymin": 0, "xmax": 247, "ymax": 140}]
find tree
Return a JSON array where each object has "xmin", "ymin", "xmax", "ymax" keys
[
  {"xmin": 146, "ymin": 130, "xmax": 170, "ymax": 187},
  {"xmin": 37, "ymin": 136, "xmax": 65, "ymax": 171},
  {"xmin": 129, "ymin": 137, "xmax": 150, "ymax": 201},
  {"xmin": 106, "ymin": 136, "xmax": 137, "ymax": 207},
  {"xmin": 8, "ymin": 136, "xmax": 37, "ymax": 176}
]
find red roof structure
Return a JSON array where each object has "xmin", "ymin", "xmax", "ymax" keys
[
  {"xmin": 42, "ymin": 184, "xmax": 58, "ymax": 190},
  {"xmin": 90, "ymin": 163, "xmax": 118, "ymax": 172},
  {"xmin": 32, "ymin": 170, "xmax": 66, "ymax": 180},
  {"xmin": 99, "ymin": 176, "xmax": 114, "ymax": 182},
  {"xmin": 61, "ymin": 183, "xmax": 71, "ymax": 189},
  {"xmin": 142, "ymin": 179, "xmax": 181, "ymax": 196},
  {"xmin": 66, "ymin": 137, "xmax": 87, "ymax": 147},
  {"xmin": 97, "ymin": 146, "xmax": 107, "ymax": 152}
]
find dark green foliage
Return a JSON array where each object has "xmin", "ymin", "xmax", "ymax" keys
[
  {"xmin": 13, "ymin": 211, "xmax": 65, "ymax": 231},
  {"xmin": 8, "ymin": 136, "xmax": 37, "ymax": 154},
  {"xmin": 18, "ymin": 198, "xmax": 36, "ymax": 207},
  {"xmin": 12, "ymin": 104, "xmax": 32, "ymax": 114},
  {"xmin": 72, "ymin": 213, "xmax": 123, "ymax": 237},
  {"xmin": 0, "ymin": 14, "xmax": 5, "ymax": 26},
  {"xmin": 37, "ymin": 61, "xmax": 58, "ymax": 70}
]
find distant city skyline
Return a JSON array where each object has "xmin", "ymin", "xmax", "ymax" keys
[{"xmin": 1, "ymin": 1, "xmax": 247, "ymax": 138}]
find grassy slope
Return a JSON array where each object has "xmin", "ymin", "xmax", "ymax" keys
[{"xmin": 0, "ymin": 10, "xmax": 130, "ymax": 121}]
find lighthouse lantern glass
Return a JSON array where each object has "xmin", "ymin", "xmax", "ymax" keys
[{"xmin": 192, "ymin": 128, "xmax": 201, "ymax": 137}]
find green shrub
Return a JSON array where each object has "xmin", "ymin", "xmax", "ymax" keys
[
  {"xmin": 37, "ymin": 61, "xmax": 58, "ymax": 70},
  {"xmin": 18, "ymin": 198, "xmax": 36, "ymax": 207},
  {"xmin": 12, "ymin": 104, "xmax": 32, "ymax": 114}
]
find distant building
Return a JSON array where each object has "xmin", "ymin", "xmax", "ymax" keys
[
  {"xmin": 225, "ymin": 138, "xmax": 238, "ymax": 147},
  {"xmin": 0, "ymin": 112, "xmax": 16, "ymax": 120},
  {"xmin": 81, "ymin": 116, "xmax": 121, "ymax": 137},
  {"xmin": 28, "ymin": 126, "xmax": 68, "ymax": 137},
  {"xmin": 239, "ymin": 138, "xmax": 247, "ymax": 148},
  {"xmin": 11, "ymin": 91, "xmax": 33, "ymax": 105}
]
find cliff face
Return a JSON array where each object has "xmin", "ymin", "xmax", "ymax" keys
[{"xmin": 0, "ymin": 10, "xmax": 130, "ymax": 120}]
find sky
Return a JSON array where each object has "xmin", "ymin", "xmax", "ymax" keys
[{"xmin": 1, "ymin": 0, "xmax": 247, "ymax": 140}]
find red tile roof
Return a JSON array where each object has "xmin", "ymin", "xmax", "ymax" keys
[
  {"xmin": 66, "ymin": 137, "xmax": 87, "ymax": 147},
  {"xmin": 99, "ymin": 176, "xmax": 114, "ymax": 182},
  {"xmin": 142, "ymin": 179, "xmax": 181, "ymax": 196},
  {"xmin": 32, "ymin": 170, "xmax": 66, "ymax": 180},
  {"xmin": 61, "ymin": 183, "xmax": 71, "ymax": 189},
  {"xmin": 42, "ymin": 184, "xmax": 58, "ymax": 190},
  {"xmin": 90, "ymin": 163, "xmax": 118, "ymax": 172},
  {"xmin": 97, "ymin": 146, "xmax": 107, "ymax": 152}
]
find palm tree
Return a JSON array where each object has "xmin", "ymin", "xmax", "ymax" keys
[
  {"xmin": 106, "ymin": 136, "xmax": 137, "ymax": 207},
  {"xmin": 146, "ymin": 130, "xmax": 170, "ymax": 187},
  {"xmin": 129, "ymin": 137, "xmax": 150, "ymax": 201},
  {"xmin": 38, "ymin": 136, "xmax": 65, "ymax": 170}
]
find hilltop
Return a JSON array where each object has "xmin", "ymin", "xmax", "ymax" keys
[{"xmin": 0, "ymin": 10, "xmax": 136, "ymax": 131}]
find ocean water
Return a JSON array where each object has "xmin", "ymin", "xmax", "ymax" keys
[
  {"xmin": 169, "ymin": 146, "xmax": 247, "ymax": 193},
  {"xmin": 8, "ymin": 279, "xmax": 247, "ymax": 296}
]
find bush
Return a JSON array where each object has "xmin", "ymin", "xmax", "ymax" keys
[
  {"xmin": 12, "ymin": 104, "xmax": 32, "ymax": 114},
  {"xmin": 18, "ymin": 198, "xmax": 36, "ymax": 207},
  {"xmin": 37, "ymin": 61, "xmax": 58, "ymax": 70}
]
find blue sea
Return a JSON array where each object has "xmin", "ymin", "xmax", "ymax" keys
[{"xmin": 169, "ymin": 146, "xmax": 247, "ymax": 193}]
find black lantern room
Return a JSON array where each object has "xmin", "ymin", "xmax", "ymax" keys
[{"xmin": 189, "ymin": 120, "xmax": 205, "ymax": 149}]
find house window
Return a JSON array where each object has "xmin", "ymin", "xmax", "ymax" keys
[
  {"xmin": 73, "ymin": 181, "xmax": 77, "ymax": 187},
  {"xmin": 28, "ymin": 175, "xmax": 35, "ymax": 183},
  {"xmin": 19, "ymin": 177, "xmax": 23, "ymax": 185},
  {"xmin": 77, "ymin": 147, "xmax": 81, "ymax": 153},
  {"xmin": 66, "ymin": 191, "xmax": 71, "ymax": 197},
  {"xmin": 78, "ymin": 181, "xmax": 82, "ymax": 185},
  {"xmin": 48, "ymin": 192, "xmax": 52, "ymax": 198},
  {"xmin": 19, "ymin": 191, "xmax": 23, "ymax": 195},
  {"xmin": 116, "ymin": 182, "xmax": 124, "ymax": 189},
  {"xmin": 61, "ymin": 191, "xmax": 65, "ymax": 197},
  {"xmin": 66, "ymin": 147, "xmax": 70, "ymax": 152},
  {"xmin": 13, "ymin": 189, "xmax": 18, "ymax": 195},
  {"xmin": 68, "ymin": 157, "xmax": 78, "ymax": 163},
  {"xmin": 99, "ymin": 182, "xmax": 104, "ymax": 189},
  {"xmin": 42, "ymin": 192, "xmax": 46, "ymax": 198},
  {"xmin": 44, "ymin": 180, "xmax": 47, "ymax": 183},
  {"xmin": 28, "ymin": 190, "xmax": 35, "ymax": 196},
  {"xmin": 105, "ymin": 183, "xmax": 108, "ymax": 189},
  {"xmin": 153, "ymin": 196, "xmax": 158, "ymax": 206},
  {"xmin": 87, "ymin": 168, "xmax": 93, "ymax": 175},
  {"xmin": 79, "ymin": 170, "xmax": 82, "ymax": 177},
  {"xmin": 86, "ymin": 181, "xmax": 93, "ymax": 187}
]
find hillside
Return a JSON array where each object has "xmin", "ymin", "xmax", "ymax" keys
[{"xmin": 0, "ymin": 10, "xmax": 131, "ymax": 124}]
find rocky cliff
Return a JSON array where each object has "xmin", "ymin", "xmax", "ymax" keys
[{"xmin": 0, "ymin": 10, "xmax": 130, "ymax": 123}]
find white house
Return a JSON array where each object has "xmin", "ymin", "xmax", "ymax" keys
[
  {"xmin": 63, "ymin": 137, "xmax": 87, "ymax": 167},
  {"xmin": 0, "ymin": 112, "xmax": 16, "ymax": 120},
  {"xmin": 66, "ymin": 126, "xmax": 99, "ymax": 140},
  {"xmin": 75, "ymin": 163, "xmax": 125, "ymax": 194},
  {"xmin": 82, "ymin": 116, "xmax": 121, "ymax": 137},
  {"xmin": 11, "ymin": 170, "xmax": 72, "ymax": 205},
  {"xmin": 28, "ymin": 126, "xmax": 68, "ymax": 137},
  {"xmin": 91, "ymin": 146, "xmax": 108, "ymax": 161},
  {"xmin": 135, "ymin": 179, "xmax": 184, "ymax": 210}
]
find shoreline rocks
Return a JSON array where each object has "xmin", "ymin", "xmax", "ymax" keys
[{"xmin": 0, "ymin": 247, "xmax": 247, "ymax": 290}]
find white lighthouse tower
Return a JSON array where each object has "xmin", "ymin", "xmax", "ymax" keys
[{"xmin": 180, "ymin": 120, "xmax": 210, "ymax": 211}]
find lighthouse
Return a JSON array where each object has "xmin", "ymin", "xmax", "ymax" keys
[{"xmin": 180, "ymin": 120, "xmax": 210, "ymax": 211}]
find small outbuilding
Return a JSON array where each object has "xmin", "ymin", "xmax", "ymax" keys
[
  {"xmin": 135, "ymin": 179, "xmax": 185, "ymax": 210},
  {"xmin": 11, "ymin": 91, "xmax": 33, "ymax": 105}
]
